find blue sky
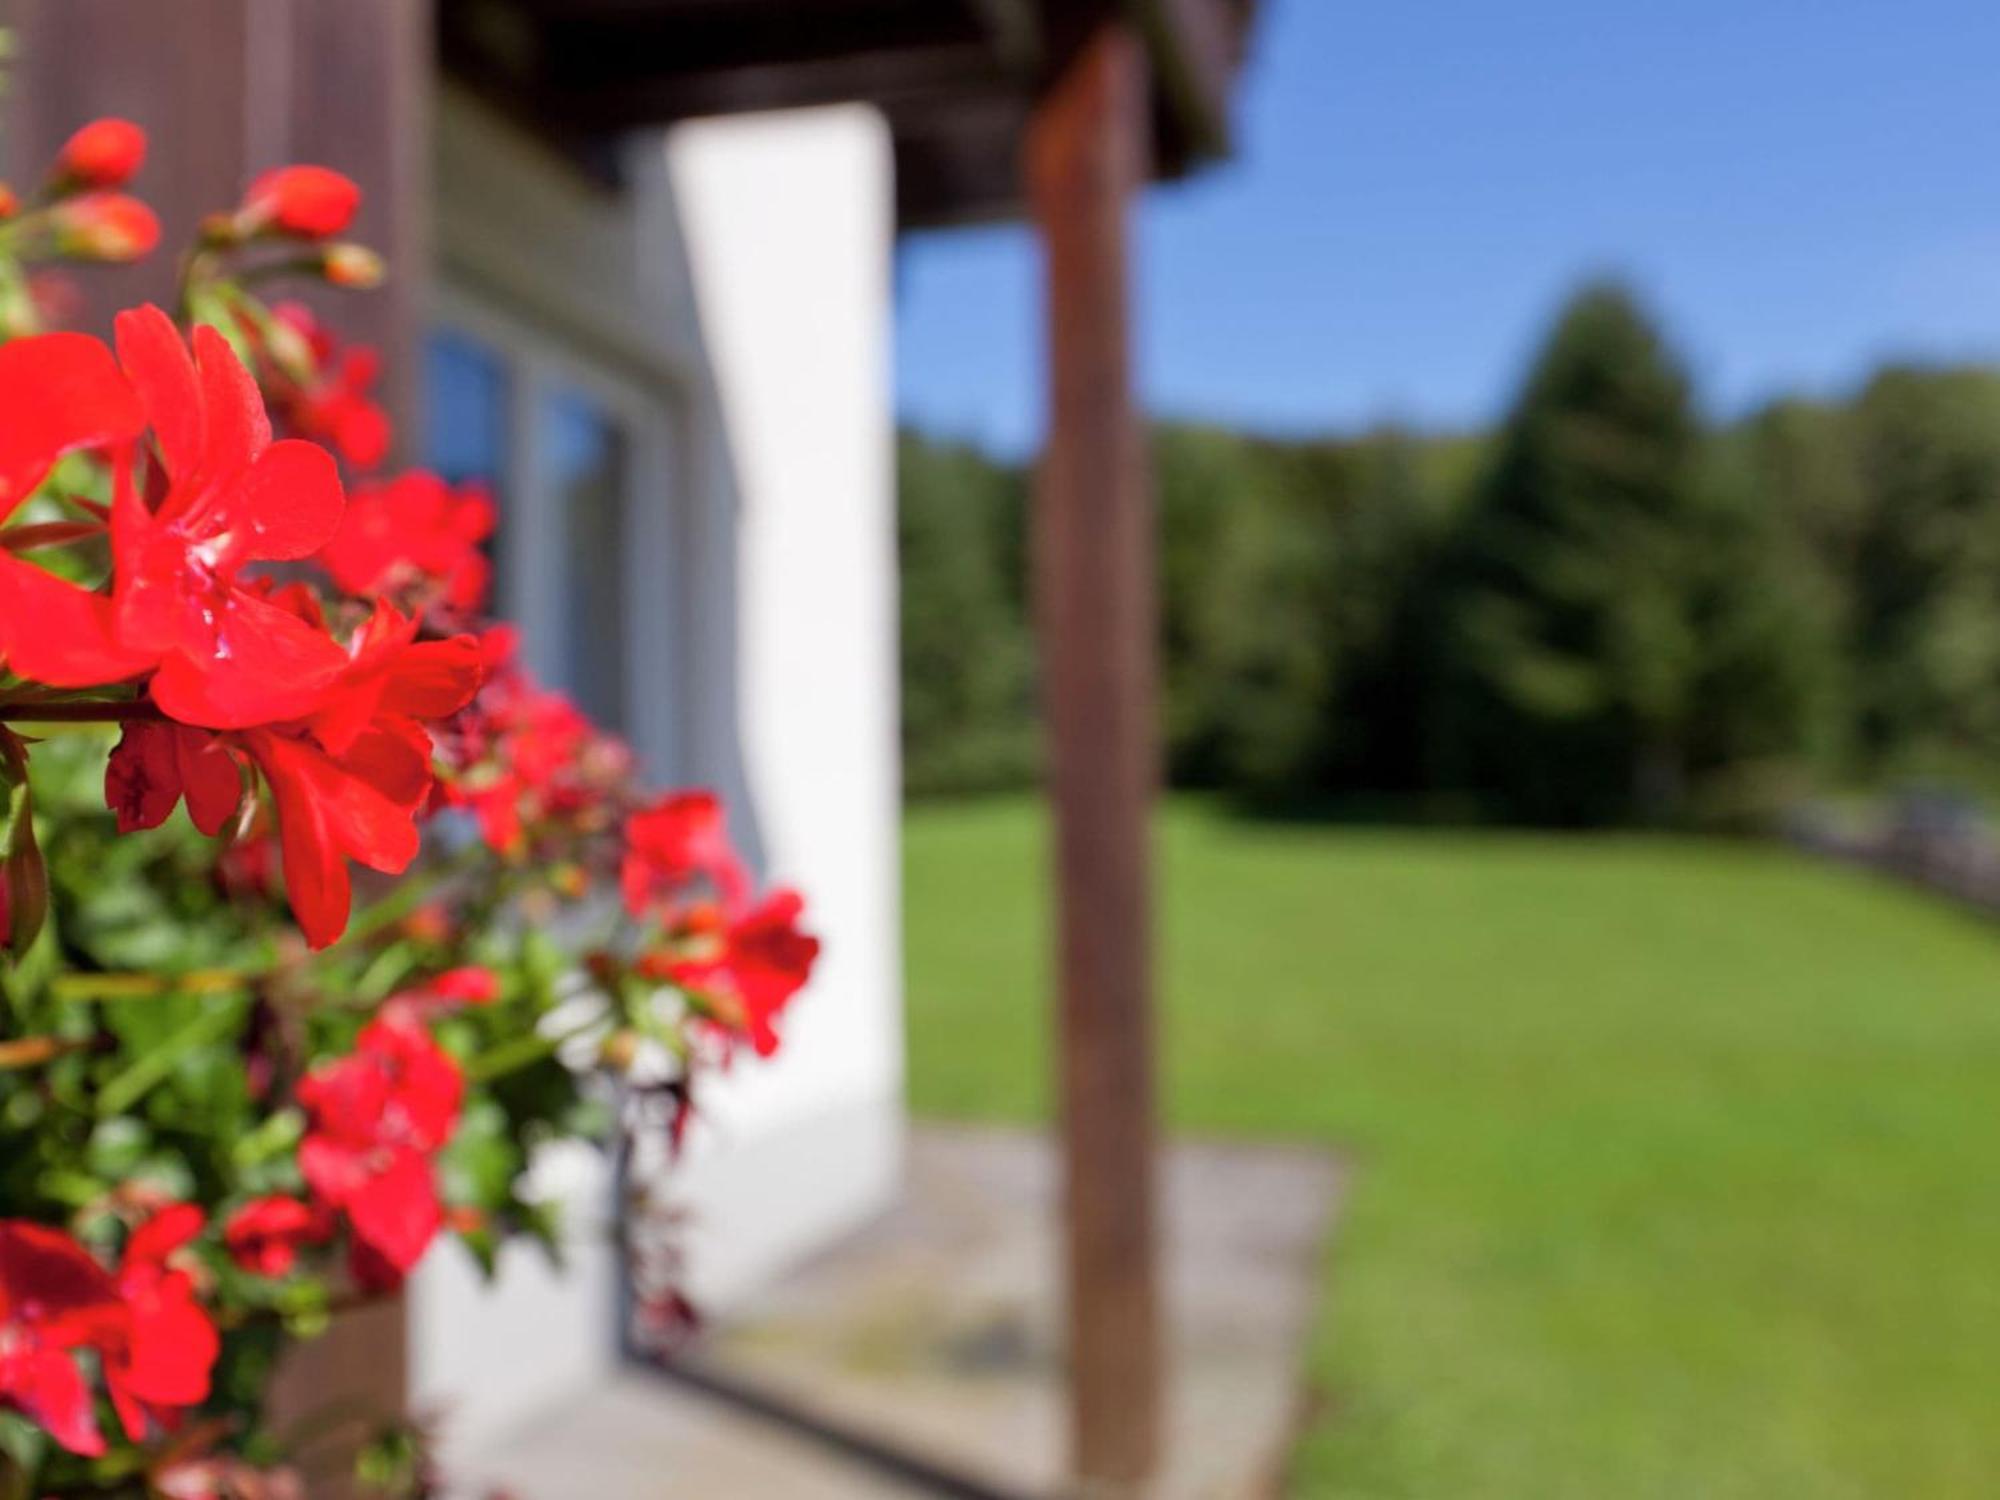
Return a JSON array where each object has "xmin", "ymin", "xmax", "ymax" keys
[{"xmin": 894, "ymin": 0, "xmax": 2000, "ymax": 458}]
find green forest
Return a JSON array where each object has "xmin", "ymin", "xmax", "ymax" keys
[{"xmin": 900, "ymin": 282, "xmax": 2000, "ymax": 825}]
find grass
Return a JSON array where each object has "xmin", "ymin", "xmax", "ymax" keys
[{"xmin": 902, "ymin": 796, "xmax": 2000, "ymax": 1499}]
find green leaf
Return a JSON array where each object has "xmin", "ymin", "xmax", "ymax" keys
[{"xmin": 95, "ymin": 994, "xmax": 248, "ymax": 1118}]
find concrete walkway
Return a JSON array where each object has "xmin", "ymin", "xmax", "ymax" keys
[{"xmin": 462, "ymin": 1125, "xmax": 1342, "ymax": 1498}]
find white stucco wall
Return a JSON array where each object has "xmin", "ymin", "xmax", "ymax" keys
[
  {"xmin": 411, "ymin": 97, "xmax": 903, "ymax": 1456},
  {"xmin": 661, "ymin": 104, "xmax": 905, "ymax": 1310}
]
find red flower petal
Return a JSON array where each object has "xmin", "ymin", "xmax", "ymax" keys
[
  {"xmin": 105, "ymin": 723, "xmax": 182, "ymax": 833},
  {"xmin": 0, "ymin": 1220, "xmax": 123, "ymax": 1333},
  {"xmin": 190, "ymin": 322, "xmax": 272, "ymax": 480},
  {"xmin": 3, "ymin": 1347, "xmax": 105, "ymax": 1456},
  {"xmin": 0, "ymin": 332, "xmax": 142, "ymax": 521},
  {"xmin": 114, "ymin": 305, "xmax": 202, "ymax": 479},
  {"xmin": 341, "ymin": 1148, "xmax": 441, "ymax": 1276},
  {"xmin": 223, "ymin": 1196, "xmax": 324, "ymax": 1278},
  {"xmin": 124, "ymin": 1204, "xmax": 204, "ymax": 1267},
  {"xmin": 430, "ymin": 966, "xmax": 500, "ymax": 1006},
  {"xmin": 178, "ymin": 732, "xmax": 248, "ymax": 837},
  {"xmin": 0, "ymin": 552, "xmax": 154, "ymax": 688},
  {"xmin": 107, "ymin": 724, "xmax": 243, "ymax": 837},
  {"xmin": 230, "ymin": 438, "xmax": 343, "ymax": 561},
  {"xmin": 247, "ymin": 727, "xmax": 428, "ymax": 948},
  {"xmin": 146, "ymin": 585, "xmax": 348, "ymax": 730}
]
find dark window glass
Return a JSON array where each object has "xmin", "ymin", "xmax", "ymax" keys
[
  {"xmin": 543, "ymin": 387, "xmax": 630, "ymax": 732},
  {"xmin": 426, "ymin": 329, "xmax": 511, "ymax": 613},
  {"xmin": 426, "ymin": 329, "xmax": 510, "ymax": 489}
]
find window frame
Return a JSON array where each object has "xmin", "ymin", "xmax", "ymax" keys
[{"xmin": 426, "ymin": 282, "xmax": 691, "ymax": 778}]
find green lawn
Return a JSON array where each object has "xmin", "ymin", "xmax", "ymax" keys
[{"xmin": 903, "ymin": 797, "xmax": 2000, "ymax": 1499}]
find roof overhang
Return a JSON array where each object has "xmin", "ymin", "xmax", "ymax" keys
[{"xmin": 438, "ymin": 0, "xmax": 1259, "ymax": 227}]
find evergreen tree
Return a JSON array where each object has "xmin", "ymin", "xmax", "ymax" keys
[{"xmin": 1437, "ymin": 282, "xmax": 1706, "ymax": 823}]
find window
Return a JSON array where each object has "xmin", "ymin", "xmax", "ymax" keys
[
  {"xmin": 542, "ymin": 386, "xmax": 631, "ymax": 733},
  {"xmin": 423, "ymin": 304, "xmax": 681, "ymax": 764}
]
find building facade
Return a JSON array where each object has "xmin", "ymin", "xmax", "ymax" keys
[{"xmin": 409, "ymin": 88, "xmax": 905, "ymax": 1450}]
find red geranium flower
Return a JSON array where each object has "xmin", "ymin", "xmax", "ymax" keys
[
  {"xmin": 105, "ymin": 720, "xmax": 246, "ymax": 837},
  {"xmin": 304, "ymin": 598, "xmax": 485, "ymax": 756},
  {"xmin": 621, "ymin": 792, "xmax": 751, "ymax": 918},
  {"xmin": 262, "ymin": 302, "xmax": 390, "ymax": 471},
  {"xmin": 0, "ymin": 1220, "xmax": 127, "ymax": 1456},
  {"xmin": 223, "ymin": 1197, "xmax": 328, "ymax": 1279},
  {"xmin": 385, "ymin": 966, "xmax": 501, "ymax": 1022},
  {"xmin": 111, "ymin": 306, "xmax": 350, "ymax": 725},
  {"xmin": 104, "ymin": 1205, "xmax": 219, "ymax": 1443},
  {"xmin": 437, "ymin": 651, "xmax": 627, "ymax": 858},
  {"xmin": 0, "ymin": 306, "xmax": 349, "ymax": 721},
  {"xmin": 317, "ymin": 471, "xmax": 494, "ymax": 613},
  {"xmin": 243, "ymin": 724, "xmax": 429, "ymax": 951},
  {"xmin": 428, "ymin": 966, "xmax": 500, "ymax": 1005},
  {"xmin": 297, "ymin": 1015, "xmax": 462, "ymax": 1281},
  {"xmin": 241, "ymin": 166, "xmax": 360, "ymax": 239},
  {"xmin": 105, "ymin": 601, "xmax": 482, "ymax": 949},
  {"xmin": 647, "ymin": 889, "xmax": 819, "ymax": 1057},
  {"xmin": 249, "ymin": 601, "xmax": 481, "ymax": 947},
  {"xmin": 56, "ymin": 118, "xmax": 147, "ymax": 189},
  {"xmin": 376, "ymin": 966, "xmax": 501, "ymax": 1030}
]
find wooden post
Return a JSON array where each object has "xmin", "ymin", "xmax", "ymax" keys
[
  {"xmin": 1027, "ymin": 14, "xmax": 1163, "ymax": 1492},
  {"xmin": 6, "ymin": 3, "xmax": 431, "ymax": 1481}
]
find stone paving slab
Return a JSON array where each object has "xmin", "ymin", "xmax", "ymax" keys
[
  {"xmin": 454, "ymin": 1372, "xmax": 938, "ymax": 1499},
  {"xmin": 462, "ymin": 1125, "xmax": 1342, "ymax": 1499}
]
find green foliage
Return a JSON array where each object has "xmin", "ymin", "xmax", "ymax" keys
[
  {"xmin": 1838, "ymin": 368, "xmax": 2000, "ymax": 767},
  {"xmin": 1162, "ymin": 426, "xmax": 1449, "ymax": 802},
  {"xmin": 0, "ymin": 732, "xmax": 598, "ymax": 1464},
  {"xmin": 897, "ymin": 279, "xmax": 2000, "ymax": 825},
  {"xmin": 896, "ymin": 431, "xmax": 1038, "ymax": 797}
]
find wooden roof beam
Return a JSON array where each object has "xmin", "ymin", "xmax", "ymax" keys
[
  {"xmin": 538, "ymin": 40, "xmax": 1012, "ymax": 130},
  {"xmin": 1134, "ymin": 0, "xmax": 1241, "ymax": 161},
  {"xmin": 967, "ymin": 0, "xmax": 1041, "ymax": 73}
]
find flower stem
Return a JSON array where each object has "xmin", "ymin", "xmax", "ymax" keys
[
  {"xmin": 0, "ymin": 519, "xmax": 106, "ymax": 552},
  {"xmin": 0, "ymin": 1035, "xmax": 88, "ymax": 1070},
  {"xmin": 328, "ymin": 840, "xmax": 487, "ymax": 950},
  {"xmin": 53, "ymin": 968, "xmax": 247, "ymax": 1002},
  {"xmin": 0, "ymin": 699, "xmax": 162, "ymax": 723},
  {"xmin": 467, "ymin": 1011, "xmax": 606, "ymax": 1083}
]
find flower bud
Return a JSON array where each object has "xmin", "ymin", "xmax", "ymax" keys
[
  {"xmin": 258, "ymin": 312, "xmax": 317, "ymax": 385},
  {"xmin": 197, "ymin": 210, "xmax": 245, "ymax": 249},
  {"xmin": 240, "ymin": 165, "xmax": 361, "ymax": 239},
  {"xmin": 0, "ymin": 747, "xmax": 46, "ymax": 958},
  {"xmin": 50, "ymin": 193, "xmax": 160, "ymax": 262},
  {"xmin": 0, "ymin": 184, "xmax": 17, "ymax": 222},
  {"xmin": 55, "ymin": 118, "xmax": 147, "ymax": 189},
  {"xmin": 599, "ymin": 1029, "xmax": 642, "ymax": 1075},
  {"xmin": 322, "ymin": 243, "xmax": 385, "ymax": 289}
]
